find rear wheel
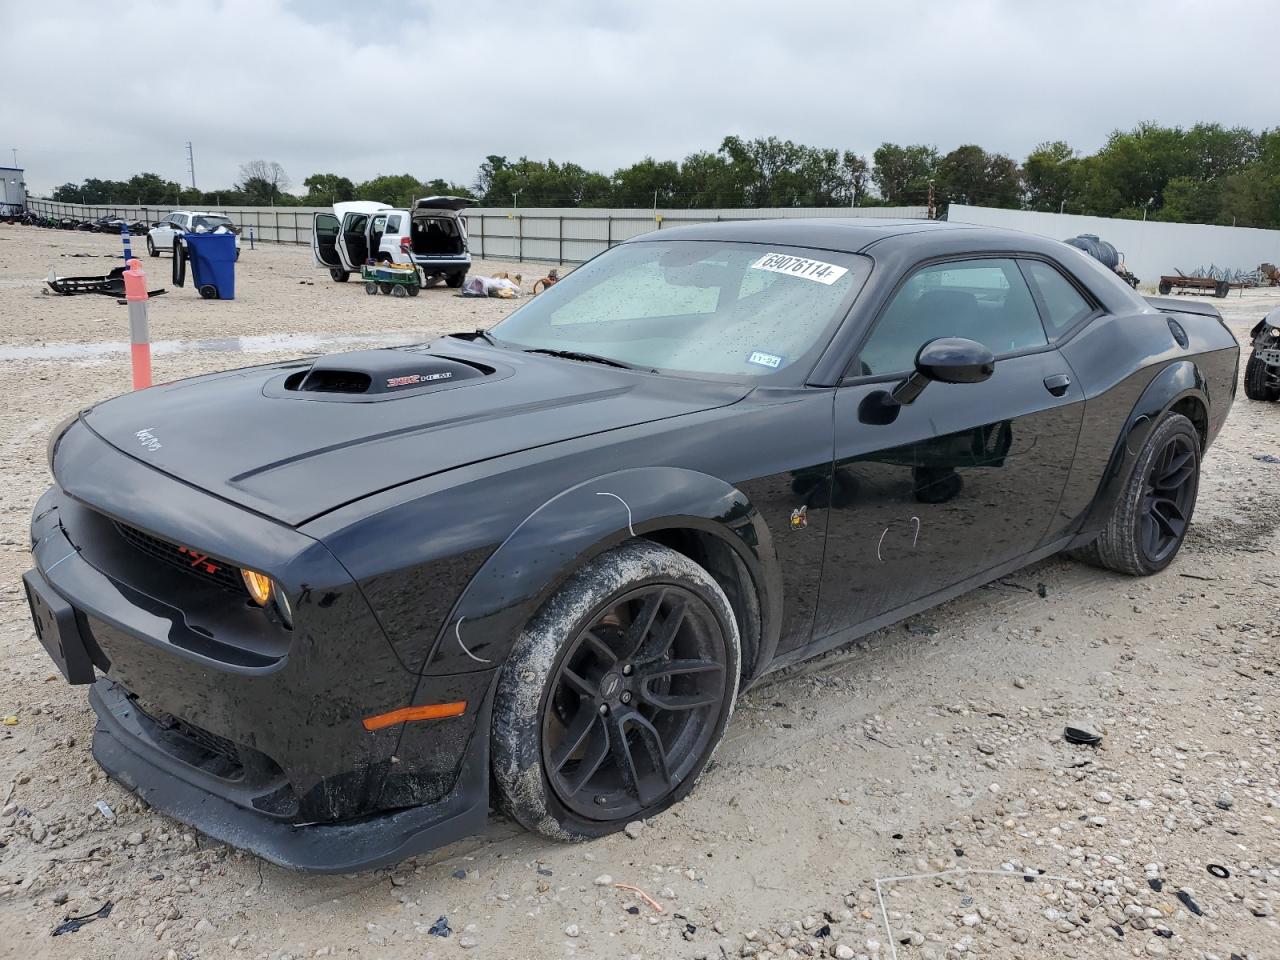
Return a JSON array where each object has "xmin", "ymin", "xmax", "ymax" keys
[
  {"xmin": 378, "ymin": 282, "xmax": 392, "ymax": 295},
  {"xmin": 330, "ymin": 268, "xmax": 349, "ymax": 283},
  {"xmin": 446, "ymin": 271, "xmax": 466, "ymax": 289},
  {"xmin": 391, "ymin": 284, "xmax": 408, "ymax": 298},
  {"xmin": 1071, "ymin": 412, "xmax": 1200, "ymax": 576},
  {"xmin": 1158, "ymin": 279, "xmax": 1172, "ymax": 295},
  {"xmin": 1215, "ymin": 280, "xmax": 1230, "ymax": 298},
  {"xmin": 198, "ymin": 284, "xmax": 218, "ymax": 300},
  {"xmin": 493, "ymin": 541, "xmax": 741, "ymax": 840},
  {"xmin": 406, "ymin": 284, "xmax": 420, "ymax": 297},
  {"xmin": 1244, "ymin": 353, "xmax": 1279, "ymax": 401},
  {"xmin": 364, "ymin": 281, "xmax": 379, "ymax": 295}
]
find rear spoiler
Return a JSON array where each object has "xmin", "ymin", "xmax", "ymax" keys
[{"xmin": 1144, "ymin": 296, "xmax": 1223, "ymax": 319}]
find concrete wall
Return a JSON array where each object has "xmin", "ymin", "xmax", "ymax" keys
[{"xmin": 948, "ymin": 204, "xmax": 1280, "ymax": 289}]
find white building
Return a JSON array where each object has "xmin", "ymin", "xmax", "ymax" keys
[{"xmin": 0, "ymin": 166, "xmax": 27, "ymax": 213}]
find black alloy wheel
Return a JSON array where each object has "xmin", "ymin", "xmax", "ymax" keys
[
  {"xmin": 1139, "ymin": 432, "xmax": 1196, "ymax": 566},
  {"xmin": 541, "ymin": 585, "xmax": 730, "ymax": 821}
]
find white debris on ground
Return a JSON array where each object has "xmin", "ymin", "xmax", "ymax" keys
[{"xmin": 0, "ymin": 226, "xmax": 1277, "ymax": 959}]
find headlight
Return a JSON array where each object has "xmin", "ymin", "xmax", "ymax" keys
[
  {"xmin": 1269, "ymin": 327, "xmax": 1280, "ymax": 338},
  {"xmin": 46, "ymin": 411, "xmax": 82, "ymax": 477},
  {"xmin": 241, "ymin": 568, "xmax": 273, "ymax": 605},
  {"xmin": 240, "ymin": 568, "xmax": 293, "ymax": 629}
]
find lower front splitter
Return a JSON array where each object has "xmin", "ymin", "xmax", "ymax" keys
[{"xmin": 89, "ymin": 678, "xmax": 493, "ymax": 873}]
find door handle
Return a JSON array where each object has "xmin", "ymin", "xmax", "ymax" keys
[{"xmin": 1043, "ymin": 373, "xmax": 1072, "ymax": 397}]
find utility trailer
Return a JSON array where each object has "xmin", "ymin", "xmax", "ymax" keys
[{"xmin": 1157, "ymin": 273, "xmax": 1230, "ymax": 298}]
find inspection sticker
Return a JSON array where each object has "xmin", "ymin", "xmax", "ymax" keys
[
  {"xmin": 747, "ymin": 351, "xmax": 784, "ymax": 369},
  {"xmin": 751, "ymin": 252, "xmax": 848, "ymax": 285}
]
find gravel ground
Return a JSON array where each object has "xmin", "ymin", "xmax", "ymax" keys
[{"xmin": 0, "ymin": 224, "xmax": 1277, "ymax": 960}]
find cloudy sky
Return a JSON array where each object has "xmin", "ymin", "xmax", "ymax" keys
[{"xmin": 5, "ymin": 0, "xmax": 1274, "ymax": 196}]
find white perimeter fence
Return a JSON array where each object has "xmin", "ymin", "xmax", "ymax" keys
[
  {"xmin": 24, "ymin": 198, "xmax": 1280, "ymax": 280},
  {"xmin": 23, "ymin": 199, "xmax": 926, "ymax": 262}
]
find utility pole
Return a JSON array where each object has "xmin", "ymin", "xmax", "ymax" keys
[
  {"xmin": 185, "ymin": 141, "xmax": 196, "ymax": 190},
  {"xmin": 9, "ymin": 148, "xmax": 16, "ymax": 168},
  {"xmin": 926, "ymin": 179, "xmax": 936, "ymax": 220}
]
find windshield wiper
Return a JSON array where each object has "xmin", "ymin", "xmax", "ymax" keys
[{"xmin": 523, "ymin": 348, "xmax": 647, "ymax": 371}]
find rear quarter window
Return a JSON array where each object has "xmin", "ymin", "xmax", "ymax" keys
[{"xmin": 1021, "ymin": 260, "xmax": 1096, "ymax": 339}]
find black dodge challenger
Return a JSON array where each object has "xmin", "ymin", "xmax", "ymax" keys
[{"xmin": 25, "ymin": 219, "xmax": 1238, "ymax": 872}]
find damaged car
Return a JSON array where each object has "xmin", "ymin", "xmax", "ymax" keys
[
  {"xmin": 26, "ymin": 219, "xmax": 1237, "ymax": 872},
  {"xmin": 1244, "ymin": 306, "xmax": 1280, "ymax": 401}
]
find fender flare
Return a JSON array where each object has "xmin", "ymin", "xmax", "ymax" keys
[
  {"xmin": 423, "ymin": 467, "xmax": 781, "ymax": 679},
  {"xmin": 1079, "ymin": 359, "xmax": 1209, "ymax": 534}
]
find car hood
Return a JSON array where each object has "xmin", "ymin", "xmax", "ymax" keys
[{"xmin": 80, "ymin": 339, "xmax": 749, "ymax": 526}]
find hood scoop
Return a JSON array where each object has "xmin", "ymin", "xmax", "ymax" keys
[{"xmin": 275, "ymin": 349, "xmax": 494, "ymax": 401}]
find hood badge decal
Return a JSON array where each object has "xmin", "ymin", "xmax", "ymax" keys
[{"xmin": 387, "ymin": 371, "xmax": 453, "ymax": 389}]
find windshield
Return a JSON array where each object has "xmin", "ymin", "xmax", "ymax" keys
[
  {"xmin": 489, "ymin": 240, "xmax": 870, "ymax": 379},
  {"xmin": 193, "ymin": 215, "xmax": 233, "ymax": 230}
]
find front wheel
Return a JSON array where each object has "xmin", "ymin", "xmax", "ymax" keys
[
  {"xmin": 493, "ymin": 541, "xmax": 741, "ymax": 840},
  {"xmin": 1071, "ymin": 412, "xmax": 1200, "ymax": 576},
  {"xmin": 146, "ymin": 236, "xmax": 159, "ymax": 257},
  {"xmin": 330, "ymin": 268, "xmax": 349, "ymax": 283},
  {"xmin": 1244, "ymin": 353, "xmax": 1279, "ymax": 401}
]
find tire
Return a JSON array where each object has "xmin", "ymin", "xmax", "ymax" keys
[
  {"xmin": 1071, "ymin": 412, "xmax": 1200, "ymax": 576},
  {"xmin": 378, "ymin": 282, "xmax": 393, "ymax": 295},
  {"xmin": 235, "ymin": 248, "xmax": 241, "ymax": 262},
  {"xmin": 198, "ymin": 284, "xmax": 218, "ymax": 300},
  {"xmin": 364, "ymin": 281, "xmax": 379, "ymax": 295},
  {"xmin": 406, "ymin": 284, "xmax": 420, "ymax": 297},
  {"xmin": 1215, "ymin": 280, "xmax": 1229, "ymax": 298},
  {"xmin": 391, "ymin": 284, "xmax": 408, "ymax": 298},
  {"xmin": 1243, "ymin": 353, "xmax": 1279, "ymax": 401},
  {"xmin": 1158, "ymin": 280, "xmax": 1172, "ymax": 295},
  {"xmin": 330, "ymin": 269, "xmax": 349, "ymax": 283},
  {"xmin": 493, "ymin": 540, "xmax": 741, "ymax": 841},
  {"xmin": 446, "ymin": 271, "xmax": 466, "ymax": 289},
  {"xmin": 146, "ymin": 236, "xmax": 158, "ymax": 257}
]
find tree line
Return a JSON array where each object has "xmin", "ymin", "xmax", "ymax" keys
[{"xmin": 47, "ymin": 123, "xmax": 1280, "ymax": 228}]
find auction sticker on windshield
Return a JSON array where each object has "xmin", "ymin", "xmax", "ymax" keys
[{"xmin": 751, "ymin": 252, "xmax": 848, "ymax": 285}]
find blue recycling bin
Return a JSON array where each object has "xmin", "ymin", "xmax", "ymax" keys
[{"xmin": 182, "ymin": 232, "xmax": 236, "ymax": 300}]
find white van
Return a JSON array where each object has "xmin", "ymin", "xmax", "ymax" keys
[{"xmin": 312, "ymin": 197, "xmax": 471, "ymax": 287}]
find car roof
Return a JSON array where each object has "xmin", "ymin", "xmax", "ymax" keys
[{"xmin": 629, "ymin": 217, "xmax": 976, "ymax": 254}]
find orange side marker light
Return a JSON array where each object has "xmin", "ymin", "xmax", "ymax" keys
[{"xmin": 361, "ymin": 701, "xmax": 467, "ymax": 732}]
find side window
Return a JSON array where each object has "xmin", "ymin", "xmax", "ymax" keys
[
  {"xmin": 385, "ymin": 214, "xmax": 401, "ymax": 232},
  {"xmin": 856, "ymin": 258, "xmax": 1047, "ymax": 376},
  {"xmin": 1021, "ymin": 260, "xmax": 1095, "ymax": 339}
]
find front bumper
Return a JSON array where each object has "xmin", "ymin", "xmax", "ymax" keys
[
  {"xmin": 28, "ymin": 423, "xmax": 499, "ymax": 870},
  {"xmin": 90, "ymin": 675, "xmax": 493, "ymax": 873}
]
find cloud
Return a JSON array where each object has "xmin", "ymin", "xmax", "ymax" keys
[{"xmin": 4, "ymin": 0, "xmax": 1275, "ymax": 195}]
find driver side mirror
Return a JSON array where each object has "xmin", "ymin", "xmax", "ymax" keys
[{"xmin": 890, "ymin": 337, "xmax": 995, "ymax": 405}]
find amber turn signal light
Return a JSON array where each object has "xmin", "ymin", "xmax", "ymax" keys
[
  {"xmin": 361, "ymin": 701, "xmax": 467, "ymax": 732},
  {"xmin": 241, "ymin": 568, "xmax": 273, "ymax": 606}
]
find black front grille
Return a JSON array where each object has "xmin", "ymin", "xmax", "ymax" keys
[{"xmin": 114, "ymin": 522, "xmax": 247, "ymax": 596}]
